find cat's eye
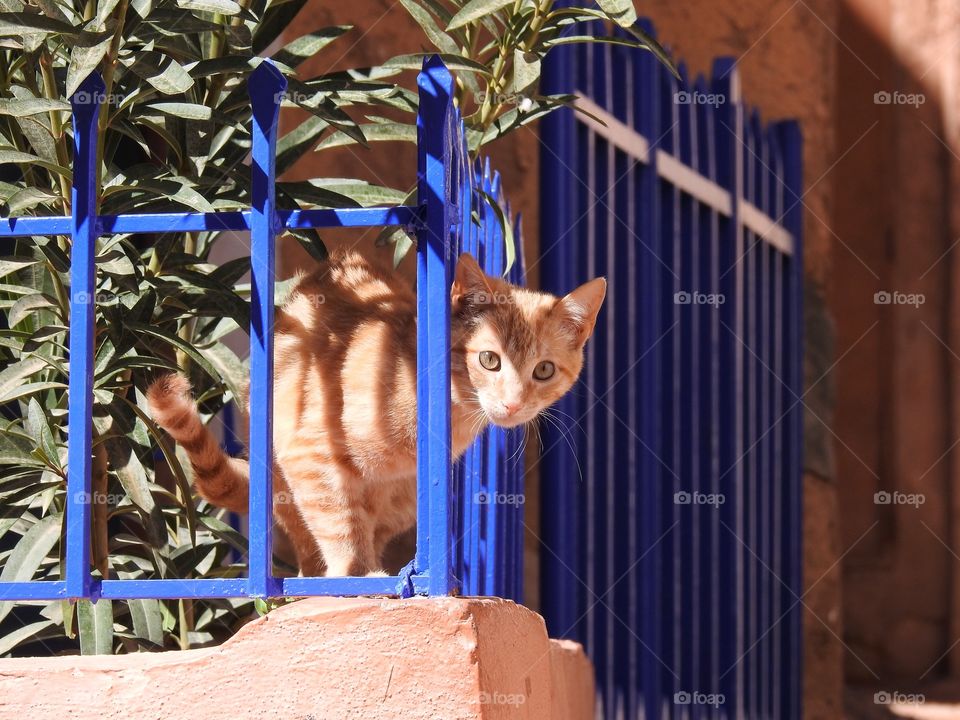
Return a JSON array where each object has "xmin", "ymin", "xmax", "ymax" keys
[
  {"xmin": 533, "ymin": 360, "xmax": 555, "ymax": 381},
  {"xmin": 479, "ymin": 351, "xmax": 501, "ymax": 371}
]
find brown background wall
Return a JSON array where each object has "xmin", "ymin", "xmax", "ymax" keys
[{"xmin": 275, "ymin": 1, "xmax": 960, "ymax": 717}]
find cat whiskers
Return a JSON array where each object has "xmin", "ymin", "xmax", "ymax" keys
[{"xmin": 537, "ymin": 408, "xmax": 585, "ymax": 484}]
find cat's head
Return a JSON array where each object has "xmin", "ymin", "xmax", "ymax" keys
[{"xmin": 451, "ymin": 253, "xmax": 606, "ymax": 428}]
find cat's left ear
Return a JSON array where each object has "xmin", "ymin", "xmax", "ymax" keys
[
  {"xmin": 556, "ymin": 277, "xmax": 607, "ymax": 347},
  {"xmin": 452, "ymin": 253, "xmax": 494, "ymax": 306}
]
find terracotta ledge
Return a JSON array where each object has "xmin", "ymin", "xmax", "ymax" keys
[{"xmin": 0, "ymin": 596, "xmax": 594, "ymax": 719}]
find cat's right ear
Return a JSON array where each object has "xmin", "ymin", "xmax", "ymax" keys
[{"xmin": 452, "ymin": 253, "xmax": 493, "ymax": 307}]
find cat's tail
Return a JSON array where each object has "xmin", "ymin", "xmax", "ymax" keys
[{"xmin": 146, "ymin": 373, "xmax": 249, "ymax": 513}]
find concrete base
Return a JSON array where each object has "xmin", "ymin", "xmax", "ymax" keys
[{"xmin": 0, "ymin": 597, "xmax": 594, "ymax": 719}]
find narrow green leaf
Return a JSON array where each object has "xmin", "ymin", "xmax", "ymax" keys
[
  {"xmin": 478, "ymin": 189, "xmax": 516, "ymax": 273},
  {"xmin": 0, "ymin": 514, "xmax": 62, "ymax": 624},
  {"xmin": 26, "ymin": 398, "xmax": 59, "ymax": 470},
  {"xmin": 512, "ymin": 49, "xmax": 540, "ymax": 95},
  {"xmin": 0, "ymin": 381, "xmax": 66, "ymax": 404},
  {"xmin": 77, "ymin": 599, "xmax": 113, "ymax": 655},
  {"xmin": 128, "ymin": 598, "xmax": 164, "ymax": 646},
  {"xmin": 392, "ymin": 229, "xmax": 414, "ymax": 269},
  {"xmin": 0, "ymin": 619, "xmax": 55, "ymax": 656},
  {"xmin": 0, "ymin": 148, "xmax": 69, "ymax": 178},
  {"xmin": 0, "ymin": 98, "xmax": 70, "ymax": 118},
  {"xmin": 446, "ymin": 0, "xmax": 515, "ymax": 31},
  {"xmin": 315, "ymin": 122, "xmax": 415, "ymax": 151},
  {"xmin": 251, "ymin": 0, "xmax": 308, "ymax": 55},
  {"xmin": 177, "ymin": 0, "xmax": 239, "ymax": 13},
  {"xmin": 382, "ymin": 53, "xmax": 491, "ymax": 76},
  {"xmin": 0, "ymin": 356, "xmax": 47, "ymax": 397},
  {"xmin": 67, "ymin": 37, "xmax": 112, "ymax": 98},
  {"xmin": 126, "ymin": 52, "xmax": 195, "ymax": 95},
  {"xmin": 397, "ymin": 0, "xmax": 459, "ymax": 54},
  {"xmin": 0, "ymin": 258, "xmax": 39, "ymax": 279},
  {"xmin": 5, "ymin": 187, "xmax": 61, "ymax": 214},
  {"xmin": 272, "ymin": 26, "xmax": 349, "ymax": 69},
  {"xmin": 9, "ymin": 293, "xmax": 57, "ymax": 327},
  {"xmin": 593, "ymin": 0, "xmax": 635, "ymax": 27}
]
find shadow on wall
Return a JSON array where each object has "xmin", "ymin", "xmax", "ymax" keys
[{"xmin": 829, "ymin": 0, "xmax": 960, "ymax": 718}]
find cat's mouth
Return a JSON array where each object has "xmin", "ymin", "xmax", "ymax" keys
[{"xmin": 485, "ymin": 408, "xmax": 534, "ymax": 428}]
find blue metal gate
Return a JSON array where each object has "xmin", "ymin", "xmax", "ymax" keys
[
  {"xmin": 539, "ymin": 20, "xmax": 803, "ymax": 720},
  {"xmin": 0, "ymin": 55, "xmax": 525, "ymax": 605}
]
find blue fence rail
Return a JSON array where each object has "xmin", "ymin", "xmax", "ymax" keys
[
  {"xmin": 0, "ymin": 56, "xmax": 525, "ymax": 602},
  {"xmin": 540, "ymin": 20, "xmax": 803, "ymax": 720}
]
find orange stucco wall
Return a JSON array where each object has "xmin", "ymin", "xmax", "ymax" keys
[{"xmin": 0, "ymin": 597, "xmax": 594, "ymax": 719}]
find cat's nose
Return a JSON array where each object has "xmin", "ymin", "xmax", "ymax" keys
[{"xmin": 502, "ymin": 401, "xmax": 522, "ymax": 416}]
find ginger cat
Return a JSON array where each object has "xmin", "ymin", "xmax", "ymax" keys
[{"xmin": 147, "ymin": 250, "xmax": 605, "ymax": 577}]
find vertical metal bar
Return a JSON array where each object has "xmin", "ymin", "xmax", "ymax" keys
[
  {"xmin": 462, "ymin": 162, "xmax": 482, "ymax": 597},
  {"xmin": 66, "ymin": 71, "xmax": 105, "ymax": 601},
  {"xmin": 757, "ymin": 121, "xmax": 771, "ymax": 720},
  {"xmin": 247, "ymin": 60, "xmax": 285, "ymax": 598},
  {"xmin": 635, "ymin": 19, "xmax": 664, "ymax": 717},
  {"xmin": 768, "ymin": 127, "xmax": 785, "ymax": 720},
  {"xmin": 712, "ymin": 57, "xmax": 743, "ymax": 717},
  {"xmin": 539, "ymin": 26, "xmax": 580, "ymax": 636},
  {"xmin": 417, "ymin": 55, "xmax": 456, "ymax": 596},
  {"xmin": 777, "ymin": 119, "xmax": 804, "ymax": 720},
  {"xmin": 584, "ymin": 40, "xmax": 603, "ymax": 711},
  {"xmin": 697, "ymin": 74, "xmax": 723, "ymax": 710},
  {"xmin": 608, "ymin": 34, "xmax": 633, "ymax": 720}
]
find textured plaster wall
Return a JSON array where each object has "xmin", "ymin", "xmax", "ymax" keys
[{"xmin": 0, "ymin": 598, "xmax": 594, "ymax": 720}]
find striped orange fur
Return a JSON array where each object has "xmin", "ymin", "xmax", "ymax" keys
[{"xmin": 148, "ymin": 250, "xmax": 605, "ymax": 577}]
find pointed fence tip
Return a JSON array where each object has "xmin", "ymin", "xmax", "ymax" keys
[
  {"xmin": 71, "ymin": 71, "xmax": 106, "ymax": 107},
  {"xmin": 249, "ymin": 59, "xmax": 287, "ymax": 101}
]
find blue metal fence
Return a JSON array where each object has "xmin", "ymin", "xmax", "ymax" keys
[
  {"xmin": 0, "ymin": 56, "xmax": 525, "ymax": 602},
  {"xmin": 539, "ymin": 20, "xmax": 803, "ymax": 720}
]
